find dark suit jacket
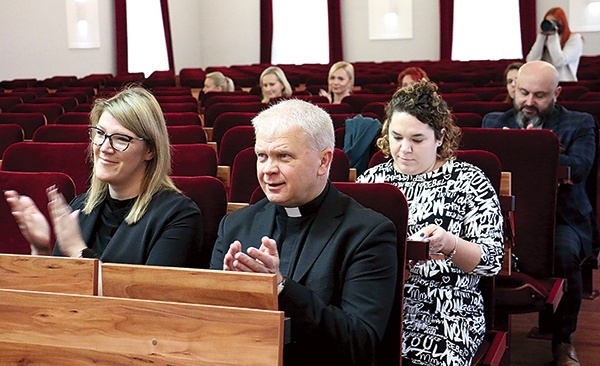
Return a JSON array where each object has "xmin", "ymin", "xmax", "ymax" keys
[
  {"xmin": 482, "ymin": 105, "xmax": 597, "ymax": 254},
  {"xmin": 53, "ymin": 189, "xmax": 204, "ymax": 267},
  {"xmin": 210, "ymin": 184, "xmax": 398, "ymax": 366}
]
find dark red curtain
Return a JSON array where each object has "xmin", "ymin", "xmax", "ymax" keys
[
  {"xmin": 439, "ymin": 0, "xmax": 454, "ymax": 61},
  {"xmin": 260, "ymin": 0, "xmax": 342, "ymax": 64},
  {"xmin": 519, "ymin": 0, "xmax": 536, "ymax": 59},
  {"xmin": 115, "ymin": 0, "xmax": 174, "ymax": 74},
  {"xmin": 260, "ymin": 0, "xmax": 273, "ymax": 64},
  {"xmin": 328, "ymin": 0, "xmax": 343, "ymax": 62},
  {"xmin": 161, "ymin": 0, "xmax": 175, "ymax": 70},
  {"xmin": 115, "ymin": 0, "xmax": 128, "ymax": 74}
]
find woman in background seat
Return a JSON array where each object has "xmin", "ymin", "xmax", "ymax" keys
[
  {"xmin": 396, "ymin": 66, "xmax": 429, "ymax": 89},
  {"xmin": 319, "ymin": 61, "xmax": 354, "ymax": 104},
  {"xmin": 259, "ymin": 66, "xmax": 292, "ymax": 103},
  {"xmin": 203, "ymin": 71, "xmax": 235, "ymax": 94}
]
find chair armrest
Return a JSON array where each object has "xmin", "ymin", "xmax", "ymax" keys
[
  {"xmin": 217, "ymin": 165, "xmax": 230, "ymax": 187},
  {"xmin": 481, "ymin": 330, "xmax": 508, "ymax": 366},
  {"xmin": 557, "ymin": 165, "xmax": 572, "ymax": 186},
  {"xmin": 547, "ymin": 277, "xmax": 566, "ymax": 313}
]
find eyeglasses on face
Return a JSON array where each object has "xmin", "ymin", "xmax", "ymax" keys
[{"xmin": 88, "ymin": 126, "xmax": 144, "ymax": 152}]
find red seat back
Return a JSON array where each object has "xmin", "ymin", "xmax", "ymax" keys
[
  {"xmin": 32, "ymin": 124, "xmax": 89, "ymax": 142},
  {"xmin": 171, "ymin": 176, "xmax": 227, "ymax": 269},
  {"xmin": 1, "ymin": 142, "xmax": 91, "ymax": 195},
  {"xmin": 170, "ymin": 143, "xmax": 217, "ymax": 177}
]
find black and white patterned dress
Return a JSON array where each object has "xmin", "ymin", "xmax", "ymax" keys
[{"xmin": 357, "ymin": 159, "xmax": 504, "ymax": 366}]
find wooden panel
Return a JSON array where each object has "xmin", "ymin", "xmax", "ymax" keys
[
  {"xmin": 101, "ymin": 263, "xmax": 278, "ymax": 310},
  {"xmin": 0, "ymin": 254, "xmax": 97, "ymax": 295},
  {"xmin": 0, "ymin": 289, "xmax": 283, "ymax": 365}
]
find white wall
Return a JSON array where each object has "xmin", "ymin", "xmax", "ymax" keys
[
  {"xmin": 342, "ymin": 0, "xmax": 440, "ymax": 62},
  {"xmin": 536, "ymin": 0, "xmax": 600, "ymax": 56},
  {"xmin": 0, "ymin": 0, "xmax": 598, "ymax": 82},
  {"xmin": 0, "ymin": 0, "xmax": 115, "ymax": 81}
]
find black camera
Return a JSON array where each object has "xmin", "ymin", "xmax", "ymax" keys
[{"xmin": 541, "ymin": 19, "xmax": 561, "ymax": 33}]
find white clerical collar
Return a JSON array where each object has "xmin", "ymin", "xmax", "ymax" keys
[{"xmin": 284, "ymin": 207, "xmax": 302, "ymax": 218}]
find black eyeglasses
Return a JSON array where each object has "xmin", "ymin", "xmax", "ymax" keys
[{"xmin": 88, "ymin": 126, "xmax": 144, "ymax": 152}]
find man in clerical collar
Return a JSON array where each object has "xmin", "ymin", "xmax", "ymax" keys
[{"xmin": 210, "ymin": 99, "xmax": 398, "ymax": 366}]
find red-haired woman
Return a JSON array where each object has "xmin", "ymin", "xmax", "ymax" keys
[
  {"xmin": 526, "ymin": 7, "xmax": 583, "ymax": 81},
  {"xmin": 396, "ymin": 66, "xmax": 429, "ymax": 89}
]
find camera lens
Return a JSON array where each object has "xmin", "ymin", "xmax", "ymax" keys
[{"xmin": 541, "ymin": 20, "xmax": 556, "ymax": 32}]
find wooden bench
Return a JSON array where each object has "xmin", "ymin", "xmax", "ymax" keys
[
  {"xmin": 101, "ymin": 262, "xmax": 278, "ymax": 310},
  {"xmin": 0, "ymin": 254, "xmax": 284, "ymax": 365}
]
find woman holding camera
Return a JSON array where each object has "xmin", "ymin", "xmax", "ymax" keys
[{"xmin": 526, "ymin": 7, "xmax": 583, "ymax": 82}]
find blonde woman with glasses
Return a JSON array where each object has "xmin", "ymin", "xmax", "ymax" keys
[{"xmin": 5, "ymin": 86, "xmax": 204, "ymax": 267}]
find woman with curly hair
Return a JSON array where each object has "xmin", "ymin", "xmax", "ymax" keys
[{"xmin": 357, "ymin": 80, "xmax": 504, "ymax": 366}]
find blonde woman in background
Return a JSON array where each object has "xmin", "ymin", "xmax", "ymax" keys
[
  {"xmin": 319, "ymin": 61, "xmax": 354, "ymax": 104},
  {"xmin": 259, "ymin": 66, "xmax": 292, "ymax": 103},
  {"xmin": 203, "ymin": 71, "xmax": 235, "ymax": 93}
]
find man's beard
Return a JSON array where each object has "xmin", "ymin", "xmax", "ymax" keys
[{"xmin": 514, "ymin": 101, "xmax": 553, "ymax": 129}]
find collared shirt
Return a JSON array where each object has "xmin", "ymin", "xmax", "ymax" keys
[{"xmin": 274, "ymin": 183, "xmax": 330, "ymax": 277}]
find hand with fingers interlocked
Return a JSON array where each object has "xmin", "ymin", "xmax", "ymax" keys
[{"xmin": 223, "ymin": 236, "xmax": 284, "ymax": 284}]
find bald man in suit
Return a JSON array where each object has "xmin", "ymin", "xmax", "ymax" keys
[{"xmin": 483, "ymin": 60, "xmax": 597, "ymax": 366}]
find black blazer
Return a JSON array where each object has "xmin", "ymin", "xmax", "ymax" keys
[
  {"xmin": 210, "ymin": 184, "xmax": 398, "ymax": 366},
  {"xmin": 53, "ymin": 189, "xmax": 203, "ymax": 268}
]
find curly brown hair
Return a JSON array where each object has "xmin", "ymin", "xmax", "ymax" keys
[{"xmin": 377, "ymin": 80, "xmax": 461, "ymax": 160}]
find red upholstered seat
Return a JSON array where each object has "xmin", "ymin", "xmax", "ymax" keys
[
  {"xmin": 10, "ymin": 103, "xmax": 64, "ymax": 124},
  {"xmin": 166, "ymin": 125, "xmax": 207, "ymax": 144},
  {"xmin": 453, "ymin": 112, "xmax": 483, "ymax": 128},
  {"xmin": 201, "ymin": 94, "xmax": 260, "ymax": 109},
  {"xmin": 155, "ymin": 95, "xmax": 198, "ymax": 105},
  {"xmin": 0, "ymin": 171, "xmax": 76, "ymax": 254},
  {"xmin": 163, "ymin": 112, "xmax": 202, "ymax": 126},
  {"xmin": 229, "ymin": 147, "xmax": 258, "ymax": 203},
  {"xmin": 159, "ymin": 102, "xmax": 198, "ymax": 113},
  {"xmin": 32, "ymin": 124, "xmax": 89, "ymax": 142},
  {"xmin": 211, "ymin": 112, "xmax": 257, "ymax": 145},
  {"xmin": 34, "ymin": 96, "xmax": 78, "ymax": 112},
  {"xmin": 203, "ymin": 102, "xmax": 267, "ymax": 128},
  {"xmin": 361, "ymin": 101, "xmax": 387, "ymax": 121},
  {"xmin": 0, "ymin": 124, "xmax": 24, "ymax": 158},
  {"xmin": 179, "ymin": 68, "xmax": 206, "ymax": 88},
  {"xmin": 171, "ymin": 176, "xmax": 227, "ymax": 269},
  {"xmin": 441, "ymin": 92, "xmax": 481, "ymax": 107},
  {"xmin": 143, "ymin": 70, "xmax": 176, "ymax": 88},
  {"xmin": 151, "ymin": 86, "xmax": 193, "ymax": 97},
  {"xmin": 453, "ymin": 86, "xmax": 508, "ymax": 101},
  {"xmin": 0, "ymin": 142, "xmax": 91, "ymax": 194},
  {"xmin": 218, "ymin": 125, "xmax": 255, "ymax": 166},
  {"xmin": 0, "ymin": 96, "xmax": 23, "ymax": 112},
  {"xmin": 170, "ymin": 143, "xmax": 217, "ymax": 177},
  {"xmin": 54, "ymin": 112, "xmax": 90, "ymax": 125},
  {"xmin": 331, "ymin": 148, "xmax": 351, "ymax": 182},
  {"xmin": 341, "ymin": 94, "xmax": 392, "ymax": 113},
  {"xmin": 0, "ymin": 112, "xmax": 46, "ymax": 139},
  {"xmin": 452, "ymin": 101, "xmax": 512, "ymax": 116},
  {"xmin": 460, "ymin": 128, "xmax": 564, "ymax": 362},
  {"xmin": 557, "ymin": 85, "xmax": 590, "ymax": 101},
  {"xmin": 315, "ymin": 102, "xmax": 353, "ymax": 114}
]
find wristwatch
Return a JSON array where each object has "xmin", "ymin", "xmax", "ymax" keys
[{"xmin": 277, "ymin": 277, "xmax": 286, "ymax": 295}]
